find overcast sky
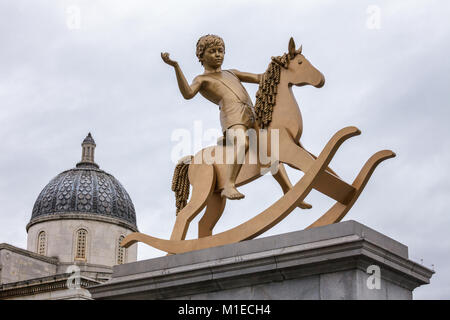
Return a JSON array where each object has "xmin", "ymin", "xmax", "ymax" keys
[{"xmin": 0, "ymin": 0, "xmax": 449, "ymax": 299}]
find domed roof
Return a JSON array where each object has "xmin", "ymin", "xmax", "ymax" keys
[{"xmin": 28, "ymin": 134, "xmax": 137, "ymax": 231}]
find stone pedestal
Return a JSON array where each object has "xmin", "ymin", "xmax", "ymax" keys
[{"xmin": 90, "ymin": 221, "xmax": 433, "ymax": 300}]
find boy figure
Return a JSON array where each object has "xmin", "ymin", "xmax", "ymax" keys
[{"xmin": 162, "ymin": 34, "xmax": 261, "ymax": 200}]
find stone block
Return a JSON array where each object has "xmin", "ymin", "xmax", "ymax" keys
[{"xmin": 90, "ymin": 221, "xmax": 433, "ymax": 300}]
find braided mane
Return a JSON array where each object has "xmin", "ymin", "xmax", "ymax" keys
[{"xmin": 254, "ymin": 53, "xmax": 290, "ymax": 129}]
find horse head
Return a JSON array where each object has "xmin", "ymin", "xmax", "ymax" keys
[{"xmin": 272, "ymin": 37, "xmax": 325, "ymax": 88}]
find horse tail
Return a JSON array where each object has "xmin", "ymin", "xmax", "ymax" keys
[{"xmin": 171, "ymin": 155, "xmax": 193, "ymax": 215}]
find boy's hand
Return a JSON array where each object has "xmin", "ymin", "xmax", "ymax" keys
[{"xmin": 161, "ymin": 52, "xmax": 178, "ymax": 67}]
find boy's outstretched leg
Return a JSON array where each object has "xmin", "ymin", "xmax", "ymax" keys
[{"xmin": 221, "ymin": 125, "xmax": 248, "ymax": 200}]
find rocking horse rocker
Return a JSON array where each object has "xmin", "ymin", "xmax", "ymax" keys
[{"xmin": 121, "ymin": 37, "xmax": 395, "ymax": 254}]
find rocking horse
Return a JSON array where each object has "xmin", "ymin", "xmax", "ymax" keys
[{"xmin": 121, "ymin": 38, "xmax": 395, "ymax": 254}]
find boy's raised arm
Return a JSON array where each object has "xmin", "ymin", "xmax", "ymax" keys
[
  {"xmin": 230, "ymin": 69, "xmax": 262, "ymax": 84},
  {"xmin": 161, "ymin": 52, "xmax": 201, "ymax": 100}
]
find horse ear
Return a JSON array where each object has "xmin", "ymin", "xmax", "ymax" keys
[
  {"xmin": 297, "ymin": 45, "xmax": 302, "ymax": 54},
  {"xmin": 288, "ymin": 37, "xmax": 296, "ymax": 59}
]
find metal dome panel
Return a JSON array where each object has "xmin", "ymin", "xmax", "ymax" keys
[{"xmin": 31, "ymin": 167, "xmax": 137, "ymax": 227}]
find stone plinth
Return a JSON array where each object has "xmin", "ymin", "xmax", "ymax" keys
[{"xmin": 90, "ymin": 221, "xmax": 433, "ymax": 300}]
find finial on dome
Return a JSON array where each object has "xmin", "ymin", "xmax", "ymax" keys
[
  {"xmin": 76, "ymin": 132, "xmax": 99, "ymax": 168},
  {"xmin": 83, "ymin": 132, "xmax": 96, "ymax": 146}
]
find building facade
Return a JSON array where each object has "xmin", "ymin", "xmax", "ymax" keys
[{"xmin": 0, "ymin": 133, "xmax": 138, "ymax": 300}]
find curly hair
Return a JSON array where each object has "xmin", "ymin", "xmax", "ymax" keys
[{"xmin": 196, "ymin": 35, "xmax": 225, "ymax": 64}]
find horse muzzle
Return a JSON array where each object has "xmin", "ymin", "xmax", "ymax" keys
[{"xmin": 315, "ymin": 74, "xmax": 325, "ymax": 88}]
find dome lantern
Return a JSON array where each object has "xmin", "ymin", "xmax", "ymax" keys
[{"xmin": 77, "ymin": 133, "xmax": 99, "ymax": 169}]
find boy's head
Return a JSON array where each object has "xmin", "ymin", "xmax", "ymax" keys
[{"xmin": 196, "ymin": 35, "xmax": 225, "ymax": 65}]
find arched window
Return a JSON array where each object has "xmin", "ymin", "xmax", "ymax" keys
[
  {"xmin": 117, "ymin": 235, "xmax": 126, "ymax": 265},
  {"xmin": 37, "ymin": 231, "xmax": 46, "ymax": 255},
  {"xmin": 75, "ymin": 229, "xmax": 88, "ymax": 261}
]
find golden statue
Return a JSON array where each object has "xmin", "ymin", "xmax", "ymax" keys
[
  {"xmin": 121, "ymin": 36, "xmax": 395, "ymax": 254},
  {"xmin": 162, "ymin": 35, "xmax": 297, "ymax": 202}
]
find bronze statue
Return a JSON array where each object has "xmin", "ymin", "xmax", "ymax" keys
[
  {"xmin": 161, "ymin": 35, "xmax": 300, "ymax": 202},
  {"xmin": 121, "ymin": 36, "xmax": 395, "ymax": 254}
]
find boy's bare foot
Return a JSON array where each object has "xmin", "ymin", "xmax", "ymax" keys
[{"xmin": 221, "ymin": 186, "xmax": 245, "ymax": 200}]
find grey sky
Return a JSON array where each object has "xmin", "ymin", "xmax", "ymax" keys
[{"xmin": 0, "ymin": 0, "xmax": 449, "ymax": 299}]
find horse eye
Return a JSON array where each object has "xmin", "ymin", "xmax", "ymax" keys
[{"xmin": 298, "ymin": 60, "xmax": 303, "ymax": 64}]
